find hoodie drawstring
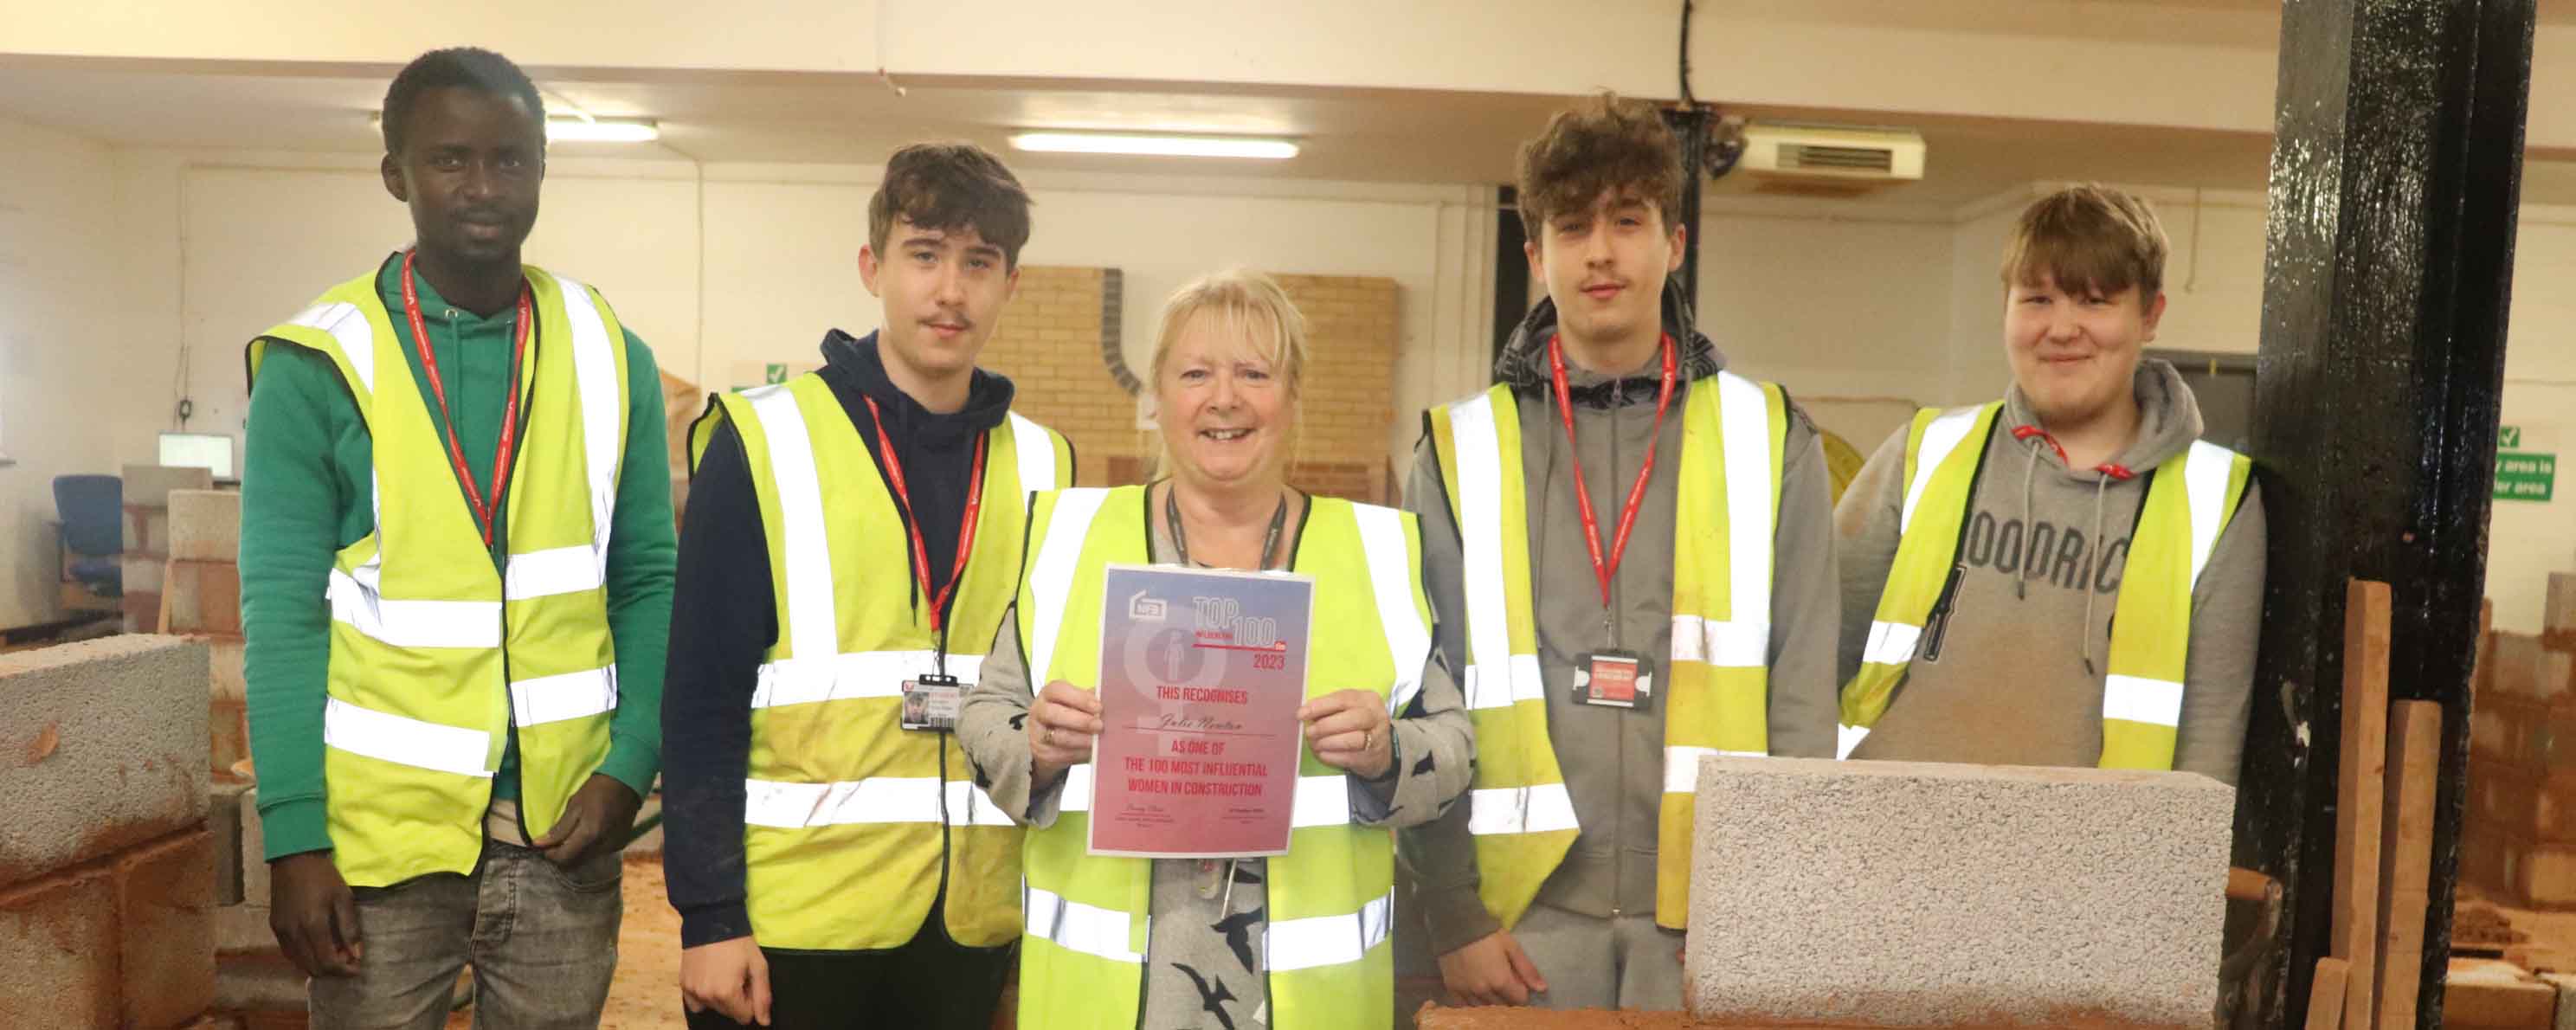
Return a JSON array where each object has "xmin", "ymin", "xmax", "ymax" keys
[
  {"xmin": 2081, "ymin": 477, "xmax": 2109, "ymax": 677},
  {"xmin": 2010, "ymin": 423, "xmax": 2140, "ymax": 677}
]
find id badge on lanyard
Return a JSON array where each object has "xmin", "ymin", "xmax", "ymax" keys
[
  {"xmin": 1574, "ymin": 650, "xmax": 1654, "ymax": 711},
  {"xmin": 901, "ymin": 673, "xmax": 965, "ymax": 731}
]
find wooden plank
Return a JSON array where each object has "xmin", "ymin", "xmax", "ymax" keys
[
  {"xmin": 2307, "ymin": 957, "xmax": 2351, "ymax": 1030},
  {"xmin": 2376, "ymin": 699, "xmax": 2443, "ymax": 1029},
  {"xmin": 2335, "ymin": 578, "xmax": 2393, "ymax": 1029}
]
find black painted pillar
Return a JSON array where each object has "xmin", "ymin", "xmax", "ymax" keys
[
  {"xmin": 2238, "ymin": 0, "xmax": 2534, "ymax": 1027},
  {"xmin": 1660, "ymin": 106, "xmax": 1710, "ymax": 314}
]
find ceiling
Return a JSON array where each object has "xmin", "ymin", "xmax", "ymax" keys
[{"xmin": 0, "ymin": 59, "xmax": 2566, "ymax": 210}]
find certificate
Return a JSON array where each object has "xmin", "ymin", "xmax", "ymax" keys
[{"xmin": 1087, "ymin": 563, "xmax": 1314, "ymax": 858}]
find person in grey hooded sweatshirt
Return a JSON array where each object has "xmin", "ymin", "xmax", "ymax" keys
[
  {"xmin": 1834, "ymin": 183, "xmax": 2265, "ymax": 783},
  {"xmin": 1399, "ymin": 94, "xmax": 1840, "ymax": 1014}
]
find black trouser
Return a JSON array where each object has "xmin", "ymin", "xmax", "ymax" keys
[{"xmin": 685, "ymin": 904, "xmax": 1014, "ymax": 1030}]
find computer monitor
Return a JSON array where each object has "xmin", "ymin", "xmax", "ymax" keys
[{"xmin": 158, "ymin": 432, "xmax": 236, "ymax": 481}]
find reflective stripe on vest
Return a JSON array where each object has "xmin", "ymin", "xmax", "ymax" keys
[
  {"xmin": 248, "ymin": 264, "xmax": 628, "ymax": 887},
  {"xmin": 1427, "ymin": 371, "xmax": 1785, "ymax": 932},
  {"xmin": 1837, "ymin": 406, "xmax": 2251, "ymax": 768},
  {"xmin": 1014, "ymin": 486, "xmax": 1420, "ymax": 1030},
  {"xmin": 693, "ymin": 372, "xmax": 1069, "ymax": 951}
]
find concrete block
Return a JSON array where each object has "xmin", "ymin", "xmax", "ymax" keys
[
  {"xmin": 0, "ymin": 866, "xmax": 120, "ymax": 1030},
  {"xmin": 117, "ymin": 829, "xmax": 216, "ymax": 1028},
  {"xmin": 240, "ymin": 789, "xmax": 268, "ymax": 906},
  {"xmin": 1686, "ymin": 757, "xmax": 2231, "ymax": 1028},
  {"xmin": 123, "ymin": 464, "xmax": 216, "ymax": 511},
  {"xmin": 169, "ymin": 490, "xmax": 242, "ymax": 563},
  {"xmin": 211, "ymin": 776, "xmax": 251, "ymax": 906},
  {"xmin": 163, "ymin": 560, "xmax": 242, "ymax": 635},
  {"xmin": 0, "ymin": 635, "xmax": 210, "ymax": 887}
]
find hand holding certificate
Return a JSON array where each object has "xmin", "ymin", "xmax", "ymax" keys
[{"xmin": 1088, "ymin": 563, "xmax": 1315, "ymax": 858}]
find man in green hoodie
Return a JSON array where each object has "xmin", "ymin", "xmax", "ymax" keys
[
  {"xmin": 1833, "ymin": 183, "xmax": 2264, "ymax": 782},
  {"xmin": 241, "ymin": 47, "xmax": 673, "ymax": 1027}
]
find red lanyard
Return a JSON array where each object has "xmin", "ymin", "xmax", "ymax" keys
[
  {"xmin": 400, "ymin": 249, "xmax": 531, "ymax": 547},
  {"xmin": 1547, "ymin": 333, "xmax": 1678, "ymax": 608},
  {"xmin": 864, "ymin": 396, "xmax": 988, "ymax": 634}
]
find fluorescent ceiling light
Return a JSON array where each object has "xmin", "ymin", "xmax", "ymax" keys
[
  {"xmin": 1009, "ymin": 132, "xmax": 1298, "ymax": 160},
  {"xmin": 366, "ymin": 113, "xmax": 660, "ymax": 144},
  {"xmin": 546, "ymin": 118, "xmax": 658, "ymax": 143}
]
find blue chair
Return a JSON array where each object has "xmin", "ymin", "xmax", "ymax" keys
[{"xmin": 55, "ymin": 474, "xmax": 122, "ymax": 597}]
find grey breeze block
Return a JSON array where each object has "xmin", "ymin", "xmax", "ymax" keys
[
  {"xmin": 1687, "ymin": 756, "xmax": 2231, "ymax": 1028},
  {"xmin": 0, "ymin": 635, "xmax": 210, "ymax": 887}
]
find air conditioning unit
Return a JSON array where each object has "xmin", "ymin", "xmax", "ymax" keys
[{"xmin": 1738, "ymin": 121, "xmax": 1925, "ymax": 193}]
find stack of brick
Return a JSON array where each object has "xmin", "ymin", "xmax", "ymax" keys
[
  {"xmin": 213, "ymin": 786, "xmax": 305, "ymax": 1028},
  {"xmin": 979, "ymin": 267, "xmax": 1404, "ymax": 504},
  {"xmin": 0, "ymin": 636, "xmax": 217, "ymax": 1029},
  {"xmin": 2463, "ymin": 575, "xmax": 2576, "ymax": 907},
  {"xmin": 163, "ymin": 488, "xmax": 248, "ymax": 772},
  {"xmin": 120, "ymin": 465, "xmax": 217, "ymax": 634}
]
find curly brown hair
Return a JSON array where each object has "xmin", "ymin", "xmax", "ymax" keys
[
  {"xmin": 1516, "ymin": 94, "xmax": 1685, "ymax": 246},
  {"xmin": 1999, "ymin": 184, "xmax": 2168, "ymax": 307},
  {"xmin": 867, "ymin": 143, "xmax": 1034, "ymax": 268}
]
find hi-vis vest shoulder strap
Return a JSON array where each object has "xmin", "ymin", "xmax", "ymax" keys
[
  {"xmin": 1011, "ymin": 486, "xmax": 1430, "ymax": 1030},
  {"xmin": 689, "ymin": 373, "xmax": 1071, "ymax": 951},
  {"xmin": 1426, "ymin": 370, "xmax": 1786, "ymax": 932},
  {"xmin": 245, "ymin": 262, "xmax": 630, "ymax": 888},
  {"xmin": 1838, "ymin": 402, "xmax": 2254, "ymax": 768}
]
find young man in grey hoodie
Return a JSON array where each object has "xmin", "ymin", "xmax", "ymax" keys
[
  {"xmin": 1834, "ymin": 183, "xmax": 2264, "ymax": 782},
  {"xmin": 1399, "ymin": 95, "xmax": 1840, "ymax": 1012}
]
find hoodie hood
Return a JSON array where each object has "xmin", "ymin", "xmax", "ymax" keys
[
  {"xmin": 2001, "ymin": 357, "xmax": 2205, "ymax": 479},
  {"xmin": 1493, "ymin": 276, "xmax": 1726, "ymax": 405},
  {"xmin": 816, "ymin": 327, "xmax": 1015, "ymax": 443}
]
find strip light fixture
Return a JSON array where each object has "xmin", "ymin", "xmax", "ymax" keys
[
  {"xmin": 1009, "ymin": 131, "xmax": 1298, "ymax": 160},
  {"xmin": 369, "ymin": 113, "xmax": 660, "ymax": 144}
]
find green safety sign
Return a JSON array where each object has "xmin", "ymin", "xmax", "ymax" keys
[
  {"xmin": 2502, "ymin": 425, "xmax": 2524, "ymax": 448},
  {"xmin": 2496, "ymin": 451, "xmax": 2555, "ymax": 502}
]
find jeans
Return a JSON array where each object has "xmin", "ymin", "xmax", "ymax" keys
[{"xmin": 308, "ymin": 837, "xmax": 623, "ymax": 1029}]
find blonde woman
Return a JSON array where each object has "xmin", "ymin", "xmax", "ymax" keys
[{"xmin": 960, "ymin": 270, "xmax": 1472, "ymax": 1029}]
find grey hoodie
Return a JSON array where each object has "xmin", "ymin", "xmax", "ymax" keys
[
  {"xmin": 1397, "ymin": 280, "xmax": 1840, "ymax": 956},
  {"xmin": 1832, "ymin": 359, "xmax": 2266, "ymax": 782}
]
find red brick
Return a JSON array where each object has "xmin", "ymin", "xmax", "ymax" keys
[
  {"xmin": 211, "ymin": 697, "xmax": 249, "ymax": 774},
  {"xmin": 0, "ymin": 866, "xmax": 119, "ymax": 1029},
  {"xmin": 164, "ymin": 561, "xmax": 242, "ymax": 636},
  {"xmin": 116, "ymin": 830, "xmax": 216, "ymax": 1028}
]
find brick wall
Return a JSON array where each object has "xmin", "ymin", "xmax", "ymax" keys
[{"xmin": 984, "ymin": 267, "xmax": 1401, "ymax": 505}]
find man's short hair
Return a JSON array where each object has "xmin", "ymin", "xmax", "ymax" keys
[
  {"xmin": 382, "ymin": 48, "xmax": 545, "ymax": 156},
  {"xmin": 1999, "ymin": 184, "xmax": 2170, "ymax": 306},
  {"xmin": 868, "ymin": 143, "xmax": 1035, "ymax": 268},
  {"xmin": 1516, "ymin": 94, "xmax": 1685, "ymax": 244}
]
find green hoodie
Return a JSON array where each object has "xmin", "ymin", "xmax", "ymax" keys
[
  {"xmin": 1832, "ymin": 358, "xmax": 2265, "ymax": 782},
  {"xmin": 240, "ymin": 254, "xmax": 675, "ymax": 860}
]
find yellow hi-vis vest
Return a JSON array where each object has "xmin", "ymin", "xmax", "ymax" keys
[
  {"xmin": 688, "ymin": 374, "xmax": 1071, "ymax": 950},
  {"xmin": 1012, "ymin": 486, "xmax": 1433, "ymax": 1030},
  {"xmin": 1837, "ymin": 402, "xmax": 2254, "ymax": 769},
  {"xmin": 245, "ymin": 265, "xmax": 630, "ymax": 888},
  {"xmin": 1426, "ymin": 373, "xmax": 1787, "ymax": 932}
]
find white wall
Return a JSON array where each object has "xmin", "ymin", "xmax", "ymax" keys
[
  {"xmin": 74, "ymin": 148, "xmax": 2576, "ymax": 635},
  {"xmin": 113, "ymin": 151, "xmax": 1500, "ymax": 499},
  {"xmin": 0, "ymin": 116, "xmax": 129, "ymax": 628}
]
